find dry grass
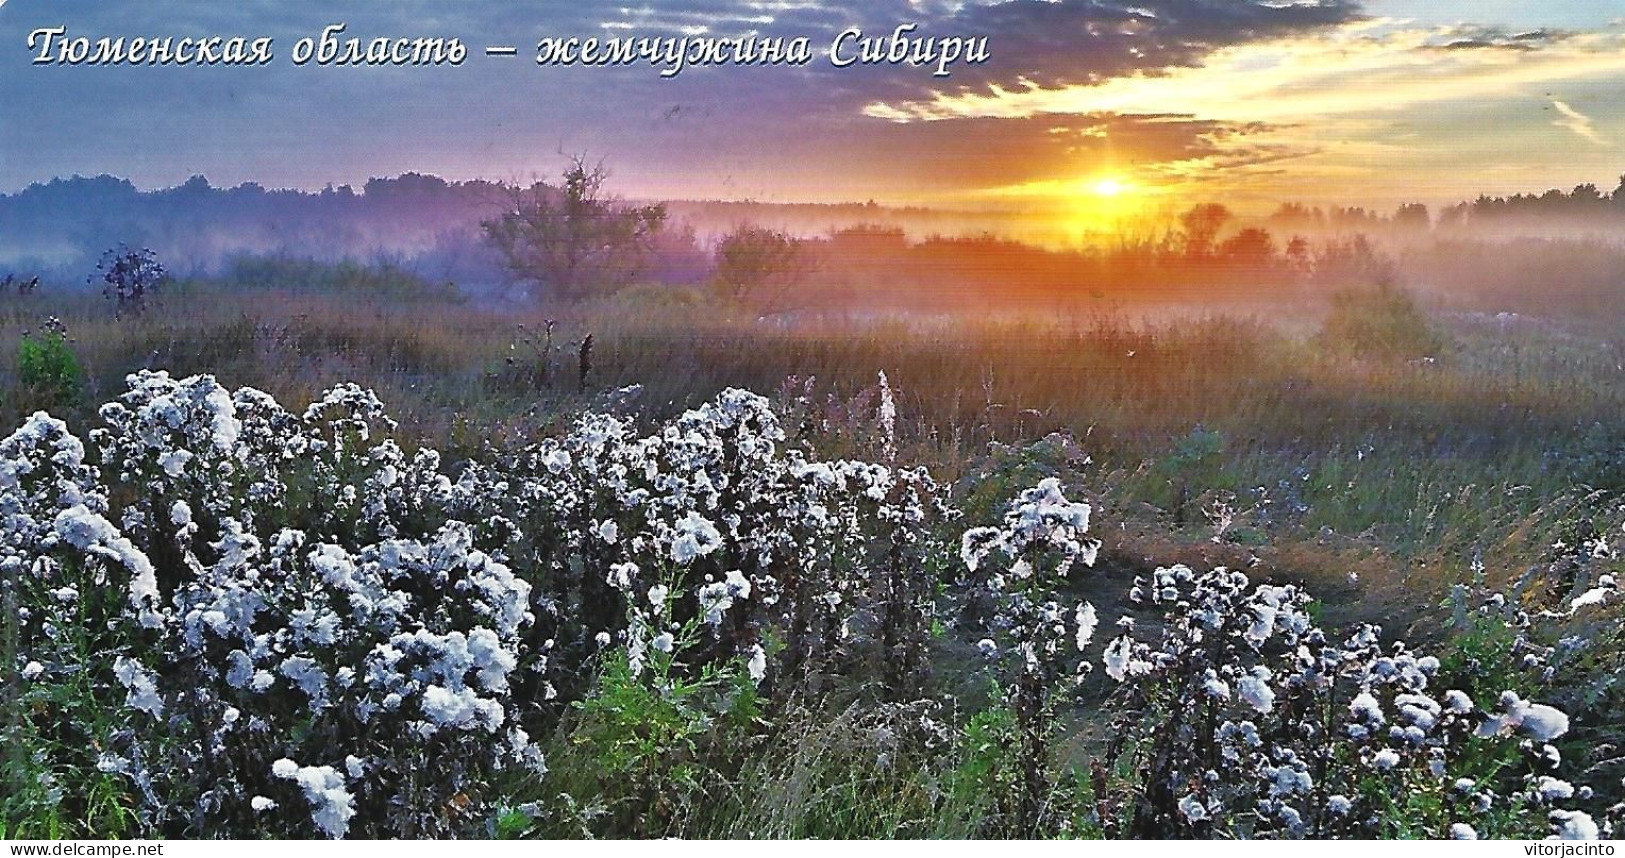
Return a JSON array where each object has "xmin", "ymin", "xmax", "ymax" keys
[{"xmin": 3, "ymin": 275, "xmax": 1621, "ymax": 629}]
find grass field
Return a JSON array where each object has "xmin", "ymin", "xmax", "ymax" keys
[{"xmin": 3, "ymin": 258, "xmax": 1623, "ymax": 839}]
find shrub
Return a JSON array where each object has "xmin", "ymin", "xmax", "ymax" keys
[
  {"xmin": 16, "ymin": 319, "xmax": 84, "ymax": 415},
  {"xmin": 4, "ymin": 373, "xmax": 954, "ymax": 838},
  {"xmin": 481, "ymin": 157, "xmax": 666, "ymax": 303},
  {"xmin": 712, "ymin": 225, "xmax": 811, "ymax": 308},
  {"xmin": 5, "ymin": 374, "xmax": 543, "ymax": 838},
  {"xmin": 93, "ymin": 246, "xmax": 169, "ymax": 317},
  {"xmin": 958, "ymin": 477, "xmax": 1102, "ymax": 834},
  {"xmin": 1319, "ymin": 284, "xmax": 1445, "ymax": 360},
  {"xmin": 1094, "ymin": 562, "xmax": 1615, "ymax": 839}
]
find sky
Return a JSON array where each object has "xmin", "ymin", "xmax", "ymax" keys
[{"xmin": 2, "ymin": 0, "xmax": 1623, "ymax": 218}]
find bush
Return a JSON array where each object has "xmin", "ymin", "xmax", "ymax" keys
[
  {"xmin": 712, "ymin": 225, "xmax": 810, "ymax": 308},
  {"xmin": 16, "ymin": 319, "xmax": 84, "ymax": 415},
  {"xmin": 958, "ymin": 478, "xmax": 1102, "ymax": 834},
  {"xmin": 1319, "ymin": 284, "xmax": 1445, "ymax": 360},
  {"xmin": 93, "ymin": 246, "xmax": 169, "ymax": 317},
  {"xmin": 481, "ymin": 157, "xmax": 666, "ymax": 303},
  {"xmin": 1094, "ymin": 563, "xmax": 1614, "ymax": 839},
  {"xmin": 4, "ymin": 375, "xmax": 543, "ymax": 838},
  {"xmin": 3, "ymin": 373, "xmax": 953, "ymax": 838},
  {"xmin": 952, "ymin": 476, "xmax": 1618, "ymax": 840}
]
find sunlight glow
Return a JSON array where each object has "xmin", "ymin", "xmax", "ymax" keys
[{"xmin": 1091, "ymin": 177, "xmax": 1130, "ymax": 197}]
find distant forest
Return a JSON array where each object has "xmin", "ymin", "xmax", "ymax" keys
[
  {"xmin": 4, "ymin": 170, "xmax": 1625, "ymax": 303},
  {"xmin": 1266, "ymin": 176, "xmax": 1625, "ymax": 230},
  {"xmin": 0, "ymin": 172, "xmax": 954, "ymax": 292}
]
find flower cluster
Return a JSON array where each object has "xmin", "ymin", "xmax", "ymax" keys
[
  {"xmin": 8, "ymin": 373, "xmax": 540, "ymax": 838},
  {"xmin": 449, "ymin": 385, "xmax": 954, "ymax": 705},
  {"xmin": 1096, "ymin": 561, "xmax": 1609, "ymax": 840},
  {"xmin": 6, "ymin": 373, "xmax": 955, "ymax": 837},
  {"xmin": 956, "ymin": 477, "xmax": 1102, "ymax": 833},
  {"xmin": 8, "ymin": 373, "xmax": 1617, "ymax": 840}
]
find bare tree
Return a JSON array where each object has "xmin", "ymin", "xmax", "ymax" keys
[{"xmin": 481, "ymin": 156, "xmax": 666, "ymax": 303}]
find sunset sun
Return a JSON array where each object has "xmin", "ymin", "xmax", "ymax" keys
[{"xmin": 1091, "ymin": 177, "xmax": 1130, "ymax": 197}]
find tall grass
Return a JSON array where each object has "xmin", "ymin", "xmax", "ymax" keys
[{"xmin": 2, "ymin": 274, "xmax": 1620, "ymax": 582}]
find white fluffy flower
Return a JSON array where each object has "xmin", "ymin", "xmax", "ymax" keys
[
  {"xmin": 1478, "ymin": 691, "xmax": 1569, "ymax": 742},
  {"xmin": 670, "ymin": 512, "xmax": 722, "ymax": 564},
  {"xmin": 697, "ymin": 581, "xmax": 734, "ymax": 626},
  {"xmin": 1102, "ymin": 637, "xmax": 1130, "ymax": 681},
  {"xmin": 1551, "ymin": 810, "xmax": 1599, "ymax": 840},
  {"xmin": 1443, "ymin": 689, "xmax": 1473, "ymax": 714},
  {"xmin": 1569, "ymin": 584, "xmax": 1614, "ymax": 613},
  {"xmin": 1074, "ymin": 602, "xmax": 1097, "ymax": 650},
  {"xmin": 158, "ymin": 448, "xmax": 193, "ymax": 477},
  {"xmin": 746, "ymin": 643, "xmax": 767, "ymax": 684},
  {"xmin": 271, "ymin": 759, "xmax": 356, "ymax": 839},
  {"xmin": 960, "ymin": 527, "xmax": 1004, "ymax": 572},
  {"xmin": 53, "ymin": 505, "xmax": 159, "ymax": 624},
  {"xmin": 1349, "ymin": 691, "xmax": 1385, "ymax": 724},
  {"xmin": 1178, "ymin": 794, "xmax": 1209, "ymax": 823},
  {"xmin": 1535, "ymin": 776, "xmax": 1575, "ymax": 801},
  {"xmin": 1237, "ymin": 672, "xmax": 1275, "ymax": 714},
  {"xmin": 607, "ymin": 562, "xmax": 638, "ymax": 590},
  {"xmin": 112, "ymin": 656, "xmax": 163, "ymax": 716}
]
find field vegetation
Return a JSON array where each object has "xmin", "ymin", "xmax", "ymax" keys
[{"xmin": 3, "ymin": 176, "xmax": 1625, "ymax": 839}]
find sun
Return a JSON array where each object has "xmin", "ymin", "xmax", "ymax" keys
[{"xmin": 1090, "ymin": 177, "xmax": 1131, "ymax": 197}]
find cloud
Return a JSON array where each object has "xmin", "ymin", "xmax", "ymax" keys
[
  {"xmin": 800, "ymin": 0, "xmax": 1365, "ymax": 103},
  {"xmin": 934, "ymin": 0, "xmax": 1363, "ymax": 87},
  {"xmin": 848, "ymin": 18, "xmax": 1625, "ymax": 203},
  {"xmin": 0, "ymin": 0, "xmax": 1371, "ymax": 194},
  {"xmin": 866, "ymin": 21, "xmax": 1625, "ymax": 124},
  {"xmin": 2, "ymin": 0, "xmax": 1622, "ymax": 208},
  {"xmin": 842, "ymin": 113, "xmax": 1288, "ymax": 193},
  {"xmin": 1552, "ymin": 99, "xmax": 1609, "ymax": 145},
  {"xmin": 1423, "ymin": 25, "xmax": 1573, "ymax": 51}
]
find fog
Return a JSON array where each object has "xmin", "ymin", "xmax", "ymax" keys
[{"xmin": 4, "ymin": 171, "xmax": 1625, "ymax": 328}]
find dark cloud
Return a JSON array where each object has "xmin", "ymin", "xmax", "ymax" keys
[
  {"xmin": 1422, "ymin": 24, "xmax": 1574, "ymax": 51},
  {"xmin": 914, "ymin": 0, "xmax": 1364, "ymax": 91},
  {"xmin": 0, "ymin": 0, "xmax": 1360, "ymax": 194}
]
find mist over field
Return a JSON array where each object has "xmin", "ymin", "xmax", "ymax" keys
[{"xmin": 10, "ymin": 169, "xmax": 1625, "ymax": 323}]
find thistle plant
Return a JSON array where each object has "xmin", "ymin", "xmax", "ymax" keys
[
  {"xmin": 1097, "ymin": 562, "xmax": 1613, "ymax": 839},
  {"xmin": 958, "ymin": 477, "xmax": 1101, "ymax": 834}
]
